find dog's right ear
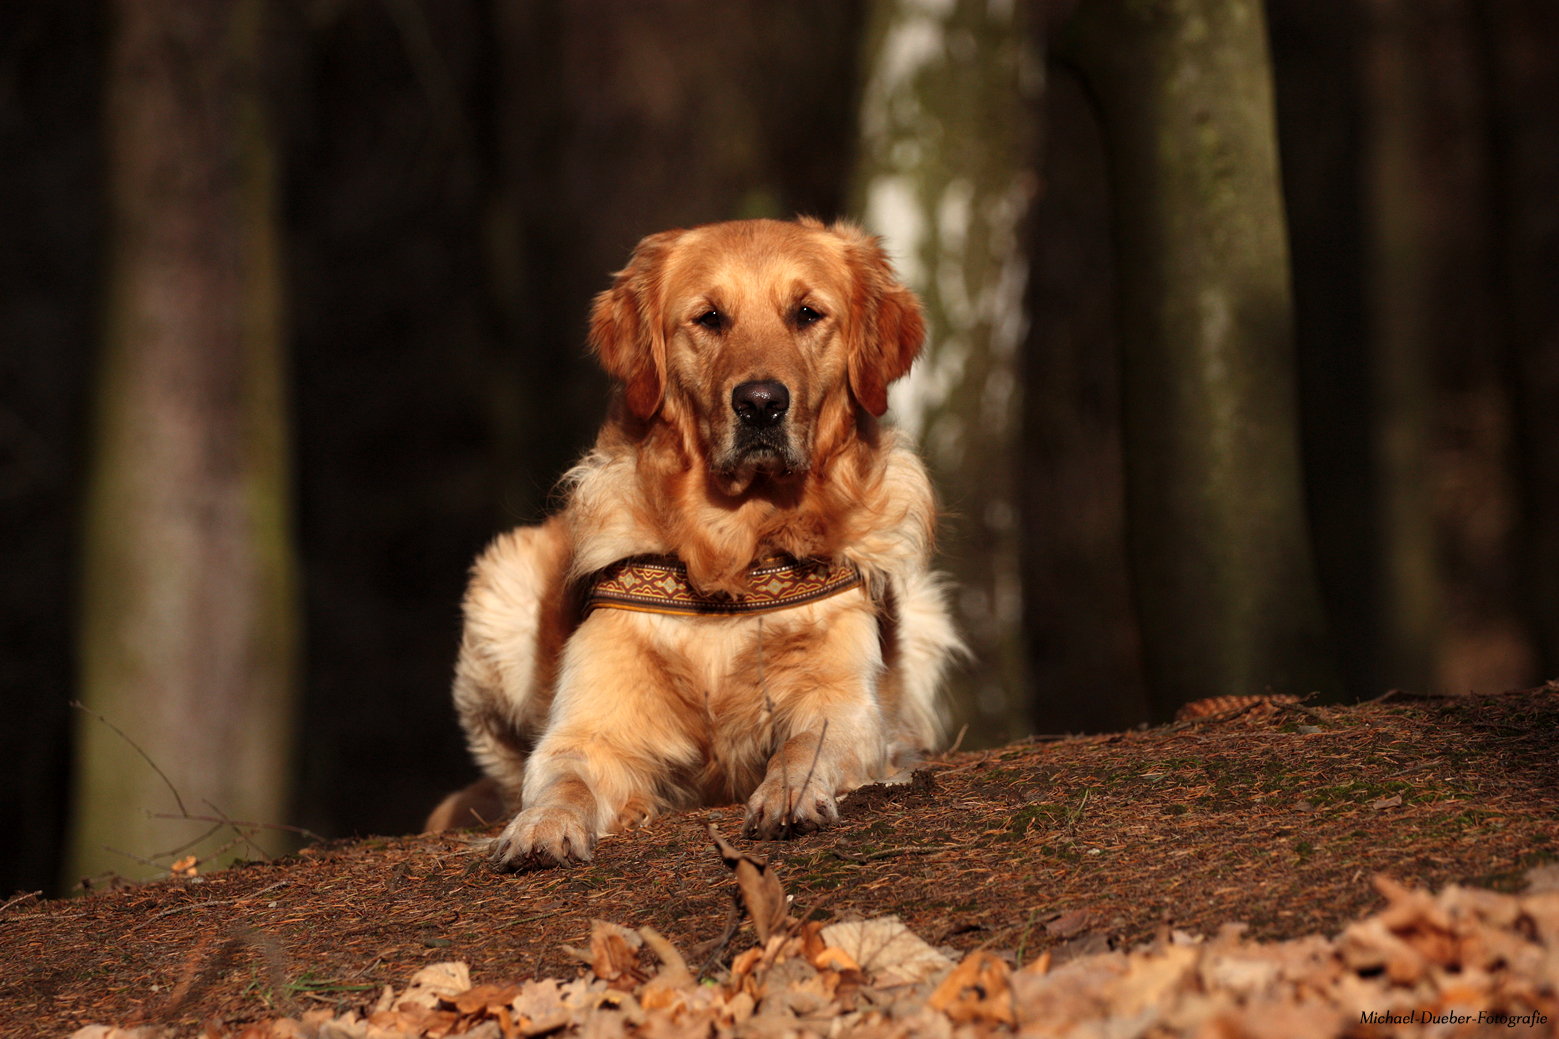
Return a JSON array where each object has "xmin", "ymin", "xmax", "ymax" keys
[{"xmin": 589, "ymin": 229, "xmax": 683, "ymax": 420}]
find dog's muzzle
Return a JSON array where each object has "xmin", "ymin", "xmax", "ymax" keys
[{"xmin": 729, "ymin": 379, "xmax": 798, "ymax": 465}]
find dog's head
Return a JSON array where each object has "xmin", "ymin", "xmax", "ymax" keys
[{"xmin": 589, "ymin": 217, "xmax": 924, "ymax": 495}]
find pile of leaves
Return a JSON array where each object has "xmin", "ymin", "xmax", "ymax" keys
[{"xmin": 72, "ymin": 862, "xmax": 1559, "ymax": 1038}]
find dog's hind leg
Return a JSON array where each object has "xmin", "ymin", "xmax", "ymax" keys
[{"xmin": 434, "ymin": 517, "xmax": 574, "ymax": 831}]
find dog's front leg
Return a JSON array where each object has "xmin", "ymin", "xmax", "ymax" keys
[
  {"xmin": 741, "ymin": 729, "xmax": 839, "ymax": 838},
  {"xmin": 491, "ymin": 759, "xmax": 610, "ymax": 867},
  {"xmin": 489, "ymin": 617, "xmax": 679, "ymax": 869},
  {"xmin": 741, "ymin": 607, "xmax": 889, "ymax": 839},
  {"xmin": 491, "ymin": 737, "xmax": 664, "ymax": 868}
]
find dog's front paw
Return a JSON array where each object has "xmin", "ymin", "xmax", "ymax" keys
[
  {"xmin": 490, "ymin": 806, "xmax": 596, "ymax": 869},
  {"xmin": 742, "ymin": 776, "xmax": 839, "ymax": 840}
]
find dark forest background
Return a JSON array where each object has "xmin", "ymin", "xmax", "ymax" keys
[{"xmin": 3, "ymin": 0, "xmax": 1556, "ymax": 899}]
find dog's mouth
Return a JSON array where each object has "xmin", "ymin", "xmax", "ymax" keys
[{"xmin": 718, "ymin": 427, "xmax": 808, "ymax": 479}]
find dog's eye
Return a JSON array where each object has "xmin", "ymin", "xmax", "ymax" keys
[
  {"xmin": 796, "ymin": 305, "xmax": 824, "ymax": 328},
  {"xmin": 695, "ymin": 310, "xmax": 723, "ymax": 331}
]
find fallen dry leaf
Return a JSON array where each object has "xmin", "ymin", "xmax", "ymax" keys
[
  {"xmin": 367, "ymin": 1001, "xmax": 458, "ymax": 1037},
  {"xmin": 927, "ymin": 950, "xmax": 1015, "ymax": 1025},
  {"xmin": 396, "ymin": 961, "xmax": 471, "ymax": 1009},
  {"xmin": 820, "ymin": 915, "xmax": 955, "ymax": 986},
  {"xmin": 638, "ymin": 925, "xmax": 694, "ymax": 992},
  {"xmin": 1044, "ymin": 907, "xmax": 1097, "ymax": 938},
  {"xmin": 449, "ymin": 982, "xmax": 523, "ymax": 1015},
  {"xmin": 587, "ymin": 919, "xmax": 647, "ymax": 989},
  {"xmin": 709, "ymin": 825, "xmax": 789, "ymax": 943}
]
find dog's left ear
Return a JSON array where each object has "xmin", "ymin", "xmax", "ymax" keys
[
  {"xmin": 837, "ymin": 223, "xmax": 925, "ymax": 418},
  {"xmin": 589, "ymin": 229, "xmax": 683, "ymax": 419}
]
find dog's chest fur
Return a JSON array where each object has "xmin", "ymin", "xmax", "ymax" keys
[{"xmin": 566, "ymin": 587, "xmax": 883, "ymax": 804}]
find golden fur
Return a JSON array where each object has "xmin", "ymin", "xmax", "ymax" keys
[{"xmin": 428, "ymin": 217, "xmax": 962, "ymax": 867}]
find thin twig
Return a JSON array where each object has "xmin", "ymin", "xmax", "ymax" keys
[
  {"xmin": 157, "ymin": 925, "xmax": 290, "ymax": 1023},
  {"xmin": 103, "ymin": 845, "xmax": 170, "ymax": 872},
  {"xmin": 151, "ymin": 813, "xmax": 325, "ymax": 845},
  {"xmin": 759, "ymin": 617, "xmax": 784, "ymax": 784},
  {"xmin": 0, "ymin": 891, "xmax": 42, "ymax": 914},
  {"xmin": 127, "ymin": 899, "xmax": 237, "ymax": 934},
  {"xmin": 696, "ymin": 894, "xmax": 744, "ymax": 978},
  {"xmin": 152, "ymin": 820, "xmax": 229, "ymax": 862},
  {"xmin": 71, "ymin": 700, "xmax": 188, "ymax": 817},
  {"xmin": 792, "ymin": 886, "xmax": 846, "ymax": 926},
  {"xmin": 756, "ymin": 616, "xmax": 791, "ymax": 836},
  {"xmin": 237, "ymin": 880, "xmax": 291, "ymax": 905},
  {"xmin": 202, "ymin": 799, "xmax": 271, "ymax": 861},
  {"xmin": 509, "ymin": 908, "xmax": 567, "ymax": 927},
  {"xmin": 831, "ymin": 844, "xmax": 956, "ymax": 863},
  {"xmin": 786, "ymin": 719, "xmax": 831, "ymax": 839}
]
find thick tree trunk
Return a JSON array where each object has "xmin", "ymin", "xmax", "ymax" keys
[
  {"xmin": 1482, "ymin": 0, "xmax": 1559, "ymax": 683},
  {"xmin": 1267, "ymin": 0, "xmax": 1379, "ymax": 702},
  {"xmin": 1064, "ymin": 0, "xmax": 1337, "ymax": 719},
  {"xmin": 1359, "ymin": 0, "xmax": 1534, "ymax": 698},
  {"xmin": 1022, "ymin": 63, "xmax": 1151, "ymax": 735},
  {"xmin": 69, "ymin": 0, "xmax": 297, "ymax": 886},
  {"xmin": 853, "ymin": 0, "xmax": 1041, "ymax": 747},
  {"xmin": 1360, "ymin": 0, "xmax": 1443, "ymax": 698}
]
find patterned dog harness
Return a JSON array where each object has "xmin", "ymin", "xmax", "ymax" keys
[{"xmin": 584, "ymin": 554, "xmax": 862, "ymax": 617}]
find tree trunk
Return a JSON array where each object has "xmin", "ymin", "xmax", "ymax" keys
[
  {"xmin": 1481, "ymin": 0, "xmax": 1559, "ymax": 683},
  {"xmin": 1359, "ymin": 0, "xmax": 1443, "ymax": 698},
  {"xmin": 69, "ymin": 0, "xmax": 297, "ymax": 887},
  {"xmin": 1063, "ymin": 0, "xmax": 1338, "ymax": 719},
  {"xmin": 853, "ymin": 0, "xmax": 1042, "ymax": 747},
  {"xmin": 1266, "ymin": 0, "xmax": 1379, "ymax": 701},
  {"xmin": 1022, "ymin": 62, "xmax": 1151, "ymax": 735}
]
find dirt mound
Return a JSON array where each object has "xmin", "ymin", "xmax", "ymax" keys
[{"xmin": 8, "ymin": 688, "xmax": 1558, "ymax": 1037}]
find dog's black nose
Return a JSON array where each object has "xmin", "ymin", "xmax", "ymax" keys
[{"xmin": 731, "ymin": 380, "xmax": 790, "ymax": 428}]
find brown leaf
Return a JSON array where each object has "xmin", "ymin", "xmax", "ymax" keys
[
  {"xmin": 927, "ymin": 950, "xmax": 1015, "ymax": 1025},
  {"xmin": 1021, "ymin": 949, "xmax": 1052, "ymax": 976},
  {"xmin": 799, "ymin": 918, "xmax": 828, "ymax": 965},
  {"xmin": 638, "ymin": 926, "xmax": 694, "ymax": 994},
  {"xmin": 709, "ymin": 825, "xmax": 789, "ymax": 943},
  {"xmin": 813, "ymin": 946, "xmax": 860, "ymax": 973},
  {"xmin": 1044, "ymin": 908, "xmax": 1096, "ymax": 939},
  {"xmin": 449, "ymin": 982, "xmax": 523, "ymax": 1016},
  {"xmin": 370, "ymin": 1003, "xmax": 460, "ymax": 1036},
  {"xmin": 587, "ymin": 919, "xmax": 646, "ymax": 988},
  {"xmin": 396, "ymin": 961, "xmax": 472, "ymax": 1009},
  {"xmin": 820, "ymin": 916, "xmax": 954, "ymax": 986}
]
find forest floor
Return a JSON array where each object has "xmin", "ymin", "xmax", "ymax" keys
[{"xmin": 6, "ymin": 686, "xmax": 1559, "ymax": 1038}]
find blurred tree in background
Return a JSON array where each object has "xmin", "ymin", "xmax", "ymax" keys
[
  {"xmin": 1361, "ymin": 0, "xmax": 1447, "ymax": 702},
  {"xmin": 1063, "ymin": 0, "xmax": 1337, "ymax": 719},
  {"xmin": 2, "ymin": 0, "xmax": 1558, "ymax": 896},
  {"xmin": 1487, "ymin": 1, "xmax": 1559, "ymax": 681},
  {"xmin": 69, "ymin": 0, "xmax": 298, "ymax": 884},
  {"xmin": 853, "ymin": 0, "xmax": 1042, "ymax": 746}
]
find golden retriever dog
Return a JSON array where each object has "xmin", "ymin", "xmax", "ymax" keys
[{"xmin": 428, "ymin": 217, "xmax": 962, "ymax": 868}]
